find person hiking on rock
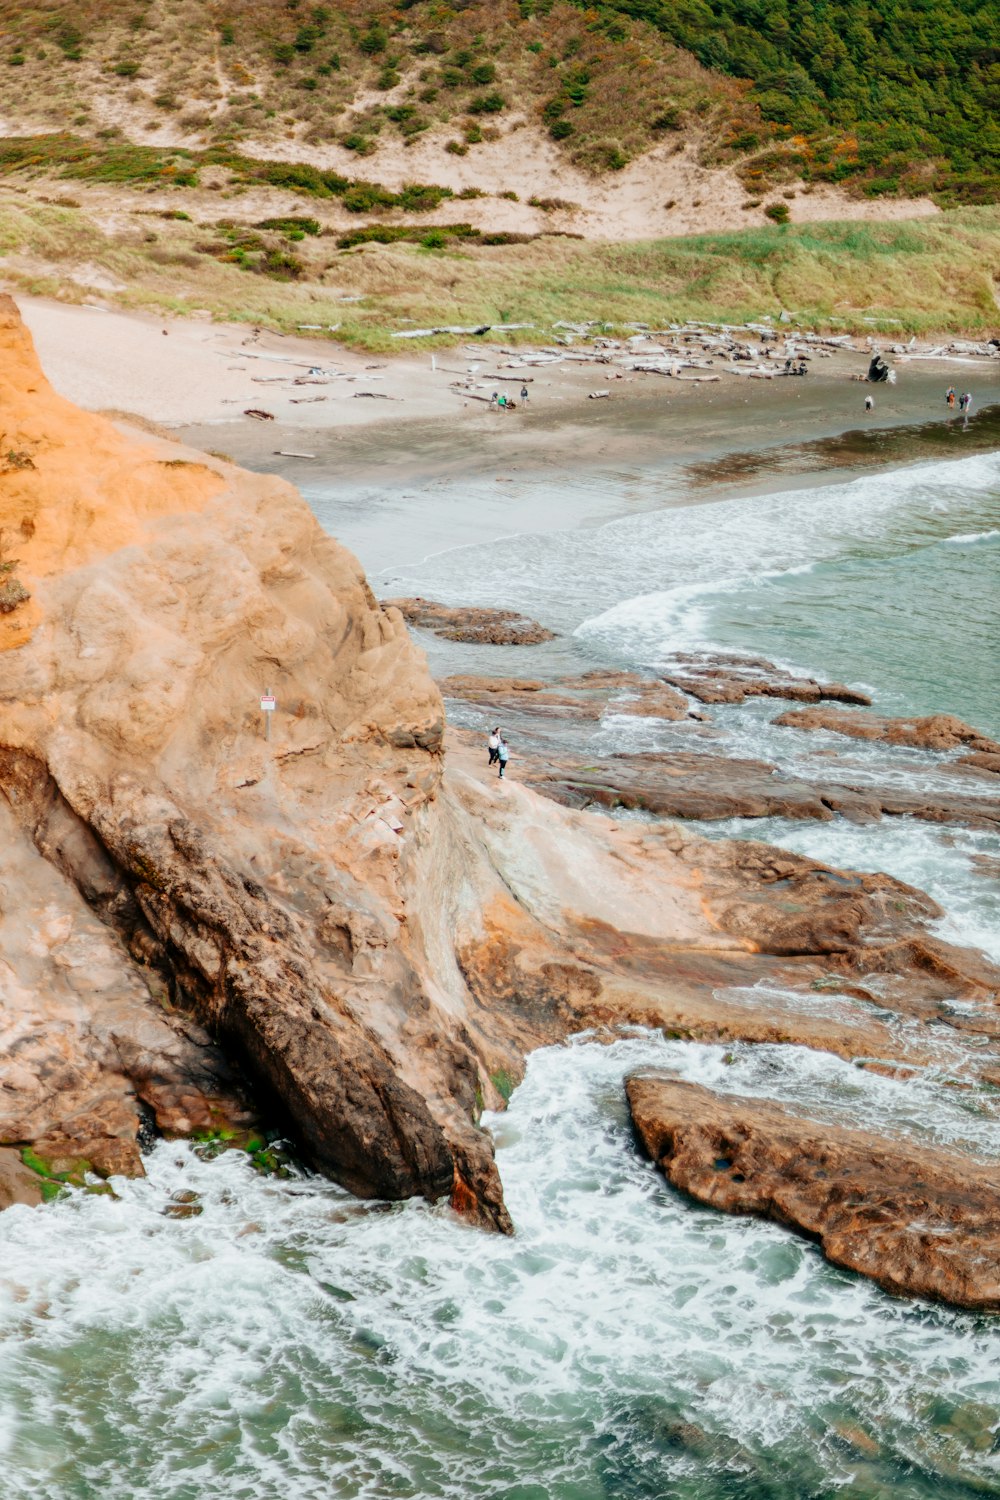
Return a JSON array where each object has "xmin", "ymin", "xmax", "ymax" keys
[
  {"xmin": 487, "ymin": 726, "xmax": 501, "ymax": 765},
  {"xmin": 497, "ymin": 737, "xmax": 510, "ymax": 778}
]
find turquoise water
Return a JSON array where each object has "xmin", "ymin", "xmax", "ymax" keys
[
  {"xmin": 2, "ymin": 438, "xmax": 998, "ymax": 1497},
  {"xmin": 378, "ymin": 449, "xmax": 1000, "ymax": 737}
]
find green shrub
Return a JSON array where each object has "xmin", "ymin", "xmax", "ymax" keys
[
  {"xmin": 259, "ymin": 247, "xmax": 304, "ymax": 279},
  {"xmin": 471, "ymin": 62, "xmax": 496, "ymax": 84},
  {"xmin": 57, "ymin": 24, "xmax": 83, "ymax": 60},
  {"xmin": 469, "ymin": 91, "xmax": 505, "ymax": 114},
  {"xmin": 273, "ymin": 42, "xmax": 294, "ymax": 64},
  {"xmin": 396, "ymin": 181, "xmax": 452, "ymax": 211},
  {"xmin": 359, "ymin": 23, "xmax": 387, "ymax": 55},
  {"xmin": 342, "ymin": 181, "xmax": 397, "ymax": 212},
  {"xmin": 256, "ymin": 215, "xmax": 321, "ymax": 235},
  {"xmin": 550, "ymin": 119, "xmax": 574, "ymax": 140},
  {"xmin": 764, "ymin": 200, "xmax": 790, "ymax": 223}
]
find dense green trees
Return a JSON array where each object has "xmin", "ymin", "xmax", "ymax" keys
[{"xmin": 589, "ymin": 0, "xmax": 1000, "ymax": 198}]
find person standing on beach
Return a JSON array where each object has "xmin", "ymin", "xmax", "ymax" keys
[
  {"xmin": 865, "ymin": 394, "xmax": 874, "ymax": 413},
  {"xmin": 487, "ymin": 727, "xmax": 500, "ymax": 765},
  {"xmin": 520, "ymin": 385, "xmax": 529, "ymax": 406},
  {"xmin": 947, "ymin": 386, "xmax": 956, "ymax": 409},
  {"xmin": 497, "ymin": 737, "xmax": 510, "ymax": 778},
  {"xmin": 962, "ymin": 392, "xmax": 973, "ymax": 426}
]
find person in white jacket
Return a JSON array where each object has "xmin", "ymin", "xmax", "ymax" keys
[{"xmin": 487, "ymin": 727, "xmax": 501, "ymax": 765}]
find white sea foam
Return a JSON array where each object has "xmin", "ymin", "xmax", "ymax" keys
[
  {"xmin": 574, "ymin": 450, "xmax": 1000, "ymax": 668},
  {"xmin": 1, "ymin": 1035, "xmax": 998, "ymax": 1498},
  {"xmin": 942, "ymin": 529, "xmax": 1000, "ymax": 544}
]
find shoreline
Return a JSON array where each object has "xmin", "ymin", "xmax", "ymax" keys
[
  {"xmin": 19, "ymin": 291, "xmax": 1000, "ymax": 458},
  {"xmin": 15, "ymin": 292, "xmax": 999, "ymax": 588}
]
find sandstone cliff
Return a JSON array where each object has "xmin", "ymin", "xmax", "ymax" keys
[{"xmin": 1, "ymin": 294, "xmax": 998, "ymax": 1278}]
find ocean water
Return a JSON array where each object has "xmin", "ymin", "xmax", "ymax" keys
[
  {"xmin": 2, "ymin": 1036, "xmax": 998, "ymax": 1500},
  {"xmin": 3, "ymin": 431, "xmax": 999, "ymax": 1495},
  {"xmin": 378, "ymin": 449, "xmax": 1000, "ymax": 735}
]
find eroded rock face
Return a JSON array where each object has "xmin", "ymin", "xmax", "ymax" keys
[
  {"xmin": 774, "ymin": 706, "xmax": 1000, "ymax": 754},
  {"xmin": 383, "ymin": 598, "xmax": 556, "ymax": 645},
  {"xmin": 0, "ymin": 293, "xmax": 467, "ymax": 1215},
  {"xmin": 626, "ymin": 1073, "xmax": 1000, "ymax": 1311}
]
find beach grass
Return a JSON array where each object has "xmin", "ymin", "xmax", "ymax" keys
[{"xmin": 1, "ymin": 189, "xmax": 997, "ymax": 350}]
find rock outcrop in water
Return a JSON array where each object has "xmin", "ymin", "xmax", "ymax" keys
[
  {"xmin": 773, "ymin": 706, "xmax": 1000, "ymax": 754},
  {"xmin": 626, "ymin": 1073, "xmax": 1000, "ymax": 1311},
  {"xmin": 657, "ymin": 652, "xmax": 872, "ymax": 707},
  {"xmin": 382, "ymin": 598, "xmax": 555, "ymax": 645},
  {"xmin": 1, "ymin": 293, "xmax": 998, "ymax": 1269},
  {"xmin": 439, "ymin": 671, "xmax": 696, "ymax": 722}
]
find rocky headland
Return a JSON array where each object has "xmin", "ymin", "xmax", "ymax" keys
[{"xmin": 1, "ymin": 294, "xmax": 998, "ymax": 1311}]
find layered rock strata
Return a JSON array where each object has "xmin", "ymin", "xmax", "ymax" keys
[{"xmin": 627, "ymin": 1073, "xmax": 1000, "ymax": 1311}]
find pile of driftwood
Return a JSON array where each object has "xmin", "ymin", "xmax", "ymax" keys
[
  {"xmin": 444, "ymin": 318, "xmax": 1000, "ymax": 396},
  {"xmin": 444, "ymin": 318, "xmax": 847, "ymax": 388}
]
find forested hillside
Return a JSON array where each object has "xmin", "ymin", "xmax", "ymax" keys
[{"xmin": 598, "ymin": 0, "xmax": 1000, "ymax": 199}]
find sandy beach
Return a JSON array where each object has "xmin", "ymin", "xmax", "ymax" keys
[{"xmin": 20, "ymin": 294, "xmax": 999, "ymax": 458}]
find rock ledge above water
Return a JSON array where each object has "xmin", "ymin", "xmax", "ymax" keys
[{"xmin": 627, "ymin": 1073, "xmax": 1000, "ymax": 1311}]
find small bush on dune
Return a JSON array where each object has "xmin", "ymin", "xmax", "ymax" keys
[{"xmin": 469, "ymin": 92, "xmax": 506, "ymax": 114}]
